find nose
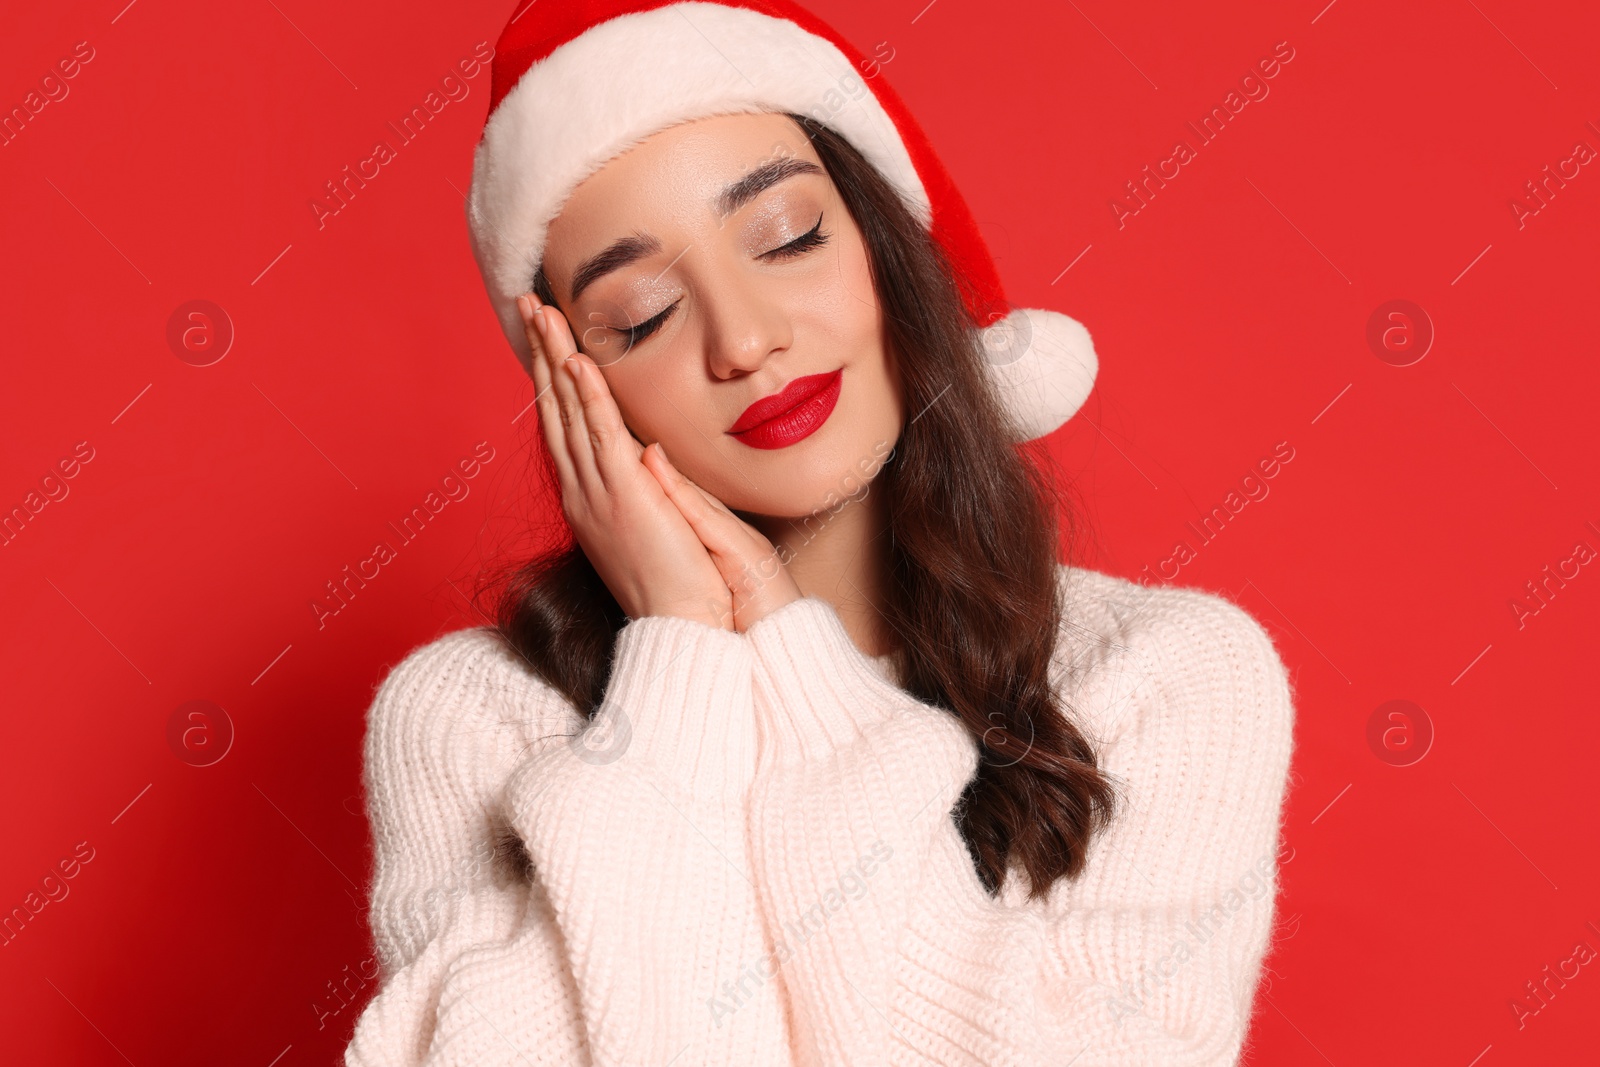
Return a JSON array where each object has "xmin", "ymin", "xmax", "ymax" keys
[{"xmin": 699, "ymin": 261, "xmax": 793, "ymax": 380}]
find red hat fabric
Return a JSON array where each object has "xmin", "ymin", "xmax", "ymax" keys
[{"xmin": 465, "ymin": 0, "xmax": 1097, "ymax": 441}]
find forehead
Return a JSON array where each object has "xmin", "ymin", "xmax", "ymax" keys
[{"xmin": 546, "ymin": 111, "xmax": 821, "ymax": 253}]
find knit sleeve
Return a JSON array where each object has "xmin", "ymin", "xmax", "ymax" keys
[
  {"xmin": 343, "ymin": 628, "xmax": 588, "ymax": 1066},
  {"xmin": 457, "ymin": 613, "xmax": 797, "ymax": 1067},
  {"xmin": 741, "ymin": 590, "xmax": 1297, "ymax": 1066}
]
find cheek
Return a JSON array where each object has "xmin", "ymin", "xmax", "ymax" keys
[
  {"xmin": 832, "ymin": 230, "xmax": 879, "ymax": 314},
  {"xmin": 832, "ymin": 239, "xmax": 894, "ymax": 404},
  {"xmin": 804, "ymin": 231, "xmax": 882, "ymax": 367},
  {"xmin": 600, "ymin": 364, "xmax": 704, "ymax": 449},
  {"xmin": 596, "ymin": 368, "xmax": 651, "ymax": 440}
]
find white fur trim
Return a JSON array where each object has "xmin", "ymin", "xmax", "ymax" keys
[
  {"xmin": 980, "ymin": 308, "xmax": 1098, "ymax": 439},
  {"xmin": 466, "ymin": 0, "xmax": 928, "ymax": 379}
]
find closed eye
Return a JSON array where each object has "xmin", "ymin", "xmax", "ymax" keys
[
  {"xmin": 607, "ymin": 212, "xmax": 831, "ymax": 351},
  {"xmin": 613, "ymin": 299, "xmax": 680, "ymax": 351},
  {"xmin": 760, "ymin": 211, "xmax": 830, "ymax": 261}
]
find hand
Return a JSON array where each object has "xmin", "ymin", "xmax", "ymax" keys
[
  {"xmin": 519, "ymin": 292, "xmax": 732, "ymax": 631},
  {"xmin": 642, "ymin": 442, "xmax": 804, "ymax": 633}
]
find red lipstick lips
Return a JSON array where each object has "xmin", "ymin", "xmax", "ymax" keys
[{"xmin": 728, "ymin": 369, "xmax": 843, "ymax": 450}]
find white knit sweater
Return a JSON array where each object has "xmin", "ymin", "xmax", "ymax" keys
[{"xmin": 343, "ymin": 563, "xmax": 1296, "ymax": 1066}]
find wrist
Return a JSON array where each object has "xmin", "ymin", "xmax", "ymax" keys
[
  {"xmin": 736, "ymin": 586, "xmax": 805, "ymax": 633},
  {"xmin": 636, "ymin": 597, "xmax": 735, "ymax": 633}
]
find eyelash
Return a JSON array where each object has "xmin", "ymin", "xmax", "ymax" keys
[
  {"xmin": 612, "ymin": 213, "xmax": 831, "ymax": 349},
  {"xmin": 764, "ymin": 212, "xmax": 831, "ymax": 261}
]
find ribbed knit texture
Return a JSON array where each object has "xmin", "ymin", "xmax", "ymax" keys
[{"xmin": 344, "ymin": 564, "xmax": 1297, "ymax": 1066}]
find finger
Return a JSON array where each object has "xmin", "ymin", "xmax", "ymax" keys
[
  {"xmin": 520, "ymin": 294, "xmax": 580, "ymax": 492},
  {"xmin": 535, "ymin": 303, "xmax": 602, "ymax": 489},
  {"xmin": 564, "ymin": 350, "xmax": 642, "ymax": 494},
  {"xmin": 685, "ymin": 479, "xmax": 739, "ymax": 521},
  {"xmin": 646, "ymin": 446, "xmax": 782, "ymax": 595},
  {"xmin": 674, "ymin": 472, "xmax": 762, "ymax": 543},
  {"xmin": 647, "ymin": 452, "xmax": 738, "ymax": 520},
  {"xmin": 643, "ymin": 444, "xmax": 718, "ymax": 532}
]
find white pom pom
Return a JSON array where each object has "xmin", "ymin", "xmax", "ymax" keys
[{"xmin": 977, "ymin": 308, "xmax": 1098, "ymax": 441}]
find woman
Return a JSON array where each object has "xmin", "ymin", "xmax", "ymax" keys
[{"xmin": 345, "ymin": 2, "xmax": 1296, "ymax": 1065}]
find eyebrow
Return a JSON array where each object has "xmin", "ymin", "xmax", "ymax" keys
[{"xmin": 563, "ymin": 156, "xmax": 825, "ymax": 304}]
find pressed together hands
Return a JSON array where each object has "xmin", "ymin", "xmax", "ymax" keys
[{"xmin": 517, "ymin": 292, "xmax": 803, "ymax": 634}]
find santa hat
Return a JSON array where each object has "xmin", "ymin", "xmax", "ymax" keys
[{"xmin": 465, "ymin": 0, "xmax": 1097, "ymax": 442}]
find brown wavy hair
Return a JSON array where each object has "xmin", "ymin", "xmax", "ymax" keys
[{"xmin": 475, "ymin": 112, "xmax": 1119, "ymax": 901}]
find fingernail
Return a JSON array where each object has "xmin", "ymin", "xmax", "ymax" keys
[
  {"xmin": 564, "ymin": 355, "xmax": 580, "ymax": 379},
  {"xmin": 531, "ymin": 307, "xmax": 546, "ymax": 339},
  {"xmin": 516, "ymin": 295, "xmax": 531, "ymax": 326}
]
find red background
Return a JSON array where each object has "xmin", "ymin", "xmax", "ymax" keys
[{"xmin": 3, "ymin": 0, "xmax": 1597, "ymax": 1063}]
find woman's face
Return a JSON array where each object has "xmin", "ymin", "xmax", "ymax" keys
[{"xmin": 539, "ymin": 111, "xmax": 904, "ymax": 520}]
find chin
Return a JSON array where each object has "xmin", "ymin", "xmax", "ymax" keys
[{"xmin": 725, "ymin": 436, "xmax": 894, "ymax": 522}]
